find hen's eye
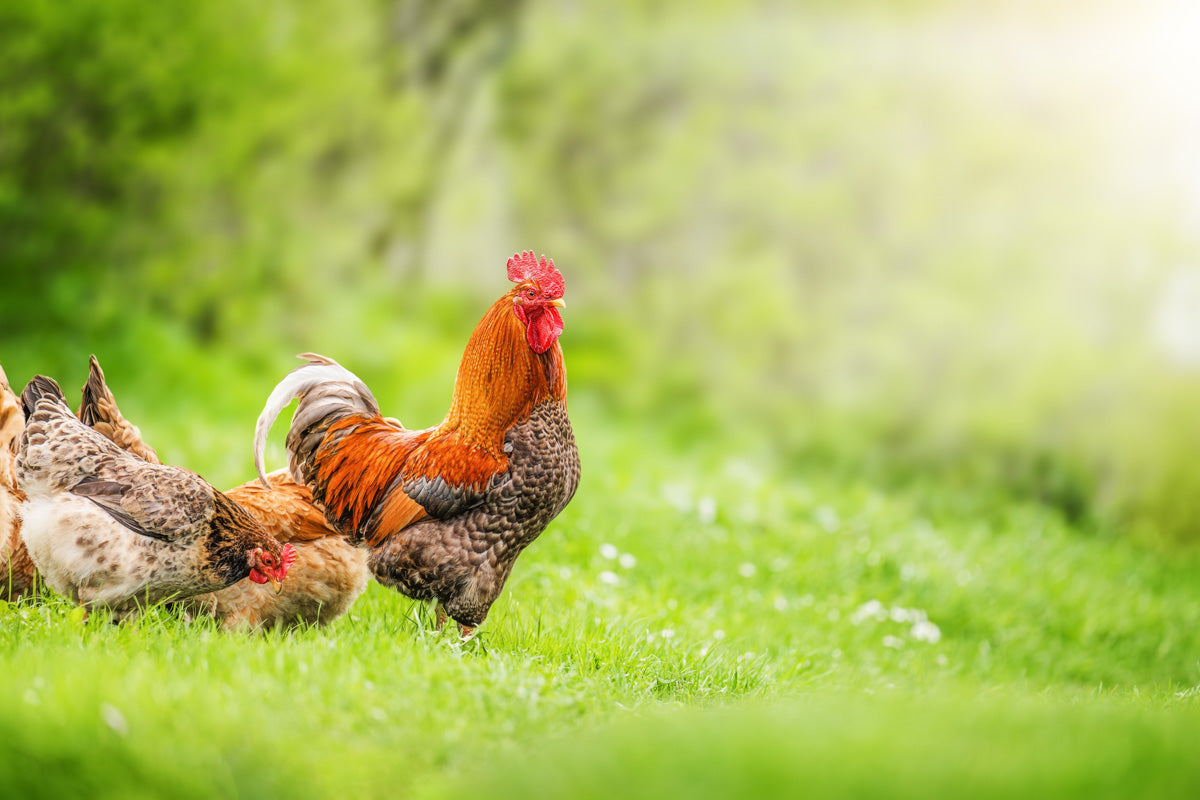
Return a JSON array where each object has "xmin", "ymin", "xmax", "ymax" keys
[{"xmin": 526, "ymin": 289, "xmax": 536, "ymax": 298}]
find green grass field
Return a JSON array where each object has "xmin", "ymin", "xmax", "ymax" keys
[
  {"xmin": 3, "ymin": 402, "xmax": 1199, "ymax": 798},
  {"xmin": 4, "ymin": 0, "xmax": 1200, "ymax": 795}
]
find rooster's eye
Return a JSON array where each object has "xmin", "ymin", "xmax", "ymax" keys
[{"xmin": 526, "ymin": 289, "xmax": 536, "ymax": 298}]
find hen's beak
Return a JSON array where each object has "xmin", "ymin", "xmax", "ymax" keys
[
  {"xmin": 269, "ymin": 576, "xmax": 283, "ymax": 594},
  {"xmin": 549, "ymin": 297, "xmax": 566, "ymax": 308}
]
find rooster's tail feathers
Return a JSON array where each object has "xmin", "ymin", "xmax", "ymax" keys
[{"xmin": 254, "ymin": 353, "xmax": 381, "ymax": 488}]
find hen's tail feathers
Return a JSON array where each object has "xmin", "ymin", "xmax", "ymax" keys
[
  {"xmin": 77, "ymin": 355, "xmax": 107, "ymax": 428},
  {"xmin": 253, "ymin": 353, "xmax": 381, "ymax": 489},
  {"xmin": 78, "ymin": 355, "xmax": 161, "ymax": 464},
  {"xmin": 20, "ymin": 376, "xmax": 67, "ymax": 421}
]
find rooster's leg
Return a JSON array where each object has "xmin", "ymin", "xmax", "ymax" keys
[
  {"xmin": 458, "ymin": 623, "xmax": 477, "ymax": 641},
  {"xmin": 435, "ymin": 603, "xmax": 449, "ymax": 632}
]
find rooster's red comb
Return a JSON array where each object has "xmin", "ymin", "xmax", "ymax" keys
[{"xmin": 507, "ymin": 251, "xmax": 564, "ymax": 298}]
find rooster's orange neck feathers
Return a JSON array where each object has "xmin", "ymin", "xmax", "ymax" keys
[
  {"xmin": 315, "ymin": 288, "xmax": 568, "ymax": 542},
  {"xmin": 394, "ymin": 292, "xmax": 567, "ymax": 493},
  {"xmin": 442, "ymin": 291, "xmax": 567, "ymax": 448}
]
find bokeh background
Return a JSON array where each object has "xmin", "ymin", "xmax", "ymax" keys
[{"xmin": 3, "ymin": 0, "xmax": 1200, "ymax": 547}]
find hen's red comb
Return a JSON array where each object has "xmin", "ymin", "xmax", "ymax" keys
[{"xmin": 507, "ymin": 251, "xmax": 564, "ymax": 298}]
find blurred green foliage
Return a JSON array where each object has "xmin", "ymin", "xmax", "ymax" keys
[{"xmin": 2, "ymin": 0, "xmax": 1200, "ymax": 544}]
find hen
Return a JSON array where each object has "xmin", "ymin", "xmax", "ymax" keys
[
  {"xmin": 0, "ymin": 365, "xmax": 37, "ymax": 600},
  {"xmin": 17, "ymin": 375, "xmax": 294, "ymax": 619},
  {"xmin": 255, "ymin": 251, "xmax": 581, "ymax": 636},
  {"xmin": 77, "ymin": 356, "xmax": 367, "ymax": 630}
]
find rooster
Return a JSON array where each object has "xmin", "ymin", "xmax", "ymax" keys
[
  {"xmin": 17, "ymin": 376, "xmax": 295, "ymax": 619},
  {"xmin": 254, "ymin": 251, "xmax": 581, "ymax": 636},
  {"xmin": 0, "ymin": 365, "xmax": 37, "ymax": 601},
  {"xmin": 77, "ymin": 356, "xmax": 368, "ymax": 630}
]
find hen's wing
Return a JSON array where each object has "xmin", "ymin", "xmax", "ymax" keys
[{"xmin": 21, "ymin": 379, "xmax": 214, "ymax": 543}]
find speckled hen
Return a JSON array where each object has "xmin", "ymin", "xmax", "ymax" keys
[
  {"xmin": 76, "ymin": 355, "xmax": 367, "ymax": 631},
  {"xmin": 17, "ymin": 376, "xmax": 293, "ymax": 619},
  {"xmin": 254, "ymin": 251, "xmax": 581, "ymax": 636}
]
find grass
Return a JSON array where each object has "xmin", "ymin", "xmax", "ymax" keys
[
  {"xmin": 2, "ymin": 400, "xmax": 1199, "ymax": 798},
  {"xmin": 4, "ymin": 0, "xmax": 1200, "ymax": 793}
]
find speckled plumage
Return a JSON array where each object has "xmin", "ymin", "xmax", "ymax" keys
[
  {"xmin": 76, "ymin": 358, "xmax": 367, "ymax": 631},
  {"xmin": 369, "ymin": 399, "xmax": 579, "ymax": 626},
  {"xmin": 17, "ymin": 377, "xmax": 286, "ymax": 617}
]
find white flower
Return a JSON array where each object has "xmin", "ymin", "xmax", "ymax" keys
[
  {"xmin": 815, "ymin": 506, "xmax": 840, "ymax": 532},
  {"xmin": 619, "ymin": 553, "xmax": 637, "ymax": 569},
  {"xmin": 773, "ymin": 596, "xmax": 788, "ymax": 611},
  {"xmin": 737, "ymin": 562, "xmax": 756, "ymax": 578},
  {"xmin": 911, "ymin": 619, "xmax": 942, "ymax": 643},
  {"xmin": 698, "ymin": 496, "xmax": 718, "ymax": 524},
  {"xmin": 882, "ymin": 635, "xmax": 904, "ymax": 649},
  {"xmin": 599, "ymin": 543, "xmax": 619, "ymax": 560},
  {"xmin": 712, "ymin": 629, "xmax": 726, "ymax": 640},
  {"xmin": 101, "ymin": 704, "xmax": 128, "ymax": 736},
  {"xmin": 850, "ymin": 599, "xmax": 886, "ymax": 625},
  {"xmin": 660, "ymin": 628, "xmax": 676, "ymax": 639},
  {"xmin": 599, "ymin": 570, "xmax": 620, "ymax": 585}
]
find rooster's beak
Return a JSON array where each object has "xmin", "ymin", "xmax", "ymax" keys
[
  {"xmin": 269, "ymin": 576, "xmax": 283, "ymax": 594},
  {"xmin": 549, "ymin": 297, "xmax": 566, "ymax": 309}
]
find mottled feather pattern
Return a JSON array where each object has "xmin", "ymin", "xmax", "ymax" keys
[
  {"xmin": 77, "ymin": 359, "xmax": 366, "ymax": 631},
  {"xmin": 369, "ymin": 399, "xmax": 580, "ymax": 626},
  {"xmin": 17, "ymin": 378, "xmax": 284, "ymax": 615}
]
